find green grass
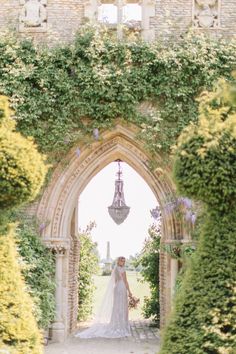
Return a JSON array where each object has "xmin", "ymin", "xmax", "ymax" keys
[{"xmin": 92, "ymin": 271, "xmax": 150, "ymax": 321}]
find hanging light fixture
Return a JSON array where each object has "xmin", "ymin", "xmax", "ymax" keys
[{"xmin": 108, "ymin": 160, "xmax": 130, "ymax": 225}]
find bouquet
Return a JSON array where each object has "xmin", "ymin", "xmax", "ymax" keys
[{"xmin": 128, "ymin": 294, "xmax": 140, "ymax": 309}]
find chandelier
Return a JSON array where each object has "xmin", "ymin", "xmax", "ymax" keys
[{"xmin": 108, "ymin": 160, "xmax": 130, "ymax": 225}]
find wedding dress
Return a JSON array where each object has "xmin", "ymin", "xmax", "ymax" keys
[{"xmin": 75, "ymin": 265, "xmax": 131, "ymax": 338}]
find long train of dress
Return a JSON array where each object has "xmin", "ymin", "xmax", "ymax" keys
[{"xmin": 75, "ymin": 266, "xmax": 131, "ymax": 338}]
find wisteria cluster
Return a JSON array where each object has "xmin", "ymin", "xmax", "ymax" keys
[{"xmin": 165, "ymin": 197, "xmax": 196, "ymax": 225}]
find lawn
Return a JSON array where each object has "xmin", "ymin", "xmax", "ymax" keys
[{"xmin": 92, "ymin": 271, "xmax": 150, "ymax": 320}]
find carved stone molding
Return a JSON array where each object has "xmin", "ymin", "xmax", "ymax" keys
[
  {"xmin": 37, "ymin": 128, "xmax": 176, "ymax": 240},
  {"xmin": 35, "ymin": 124, "xmax": 183, "ymax": 340},
  {"xmin": 44, "ymin": 238, "xmax": 70, "ymax": 254},
  {"xmin": 50, "ymin": 135, "xmax": 160, "ymax": 236},
  {"xmin": 19, "ymin": 0, "xmax": 47, "ymax": 33},
  {"xmin": 193, "ymin": 0, "xmax": 220, "ymax": 29}
]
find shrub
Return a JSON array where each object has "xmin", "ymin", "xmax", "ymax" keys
[
  {"xmin": 0, "ymin": 225, "xmax": 43, "ymax": 354},
  {"xmin": 0, "ymin": 97, "xmax": 47, "ymax": 352},
  {"xmin": 0, "ymin": 96, "xmax": 47, "ymax": 210},
  {"xmin": 160, "ymin": 79, "xmax": 236, "ymax": 354},
  {"xmin": 173, "ymin": 78, "xmax": 236, "ymax": 211},
  {"xmin": 135, "ymin": 223, "xmax": 160, "ymax": 325},
  {"xmin": 16, "ymin": 220, "xmax": 56, "ymax": 329},
  {"xmin": 78, "ymin": 223, "xmax": 99, "ymax": 321}
]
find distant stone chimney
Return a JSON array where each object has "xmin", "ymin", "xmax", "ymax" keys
[{"xmin": 106, "ymin": 241, "xmax": 111, "ymax": 261}]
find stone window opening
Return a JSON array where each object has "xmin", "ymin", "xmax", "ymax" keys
[
  {"xmin": 98, "ymin": 2, "xmax": 118, "ymax": 25},
  {"xmin": 97, "ymin": 0, "xmax": 142, "ymax": 39},
  {"xmin": 85, "ymin": 0, "xmax": 155, "ymax": 41}
]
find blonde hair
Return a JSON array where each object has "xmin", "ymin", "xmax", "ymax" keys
[{"xmin": 117, "ymin": 256, "xmax": 126, "ymax": 264}]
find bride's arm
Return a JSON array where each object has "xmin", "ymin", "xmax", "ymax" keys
[{"xmin": 122, "ymin": 271, "xmax": 132, "ymax": 296}]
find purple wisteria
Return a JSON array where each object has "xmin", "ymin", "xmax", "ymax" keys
[
  {"xmin": 93, "ymin": 128, "xmax": 99, "ymax": 140},
  {"xmin": 165, "ymin": 196, "xmax": 196, "ymax": 225},
  {"xmin": 150, "ymin": 206, "xmax": 161, "ymax": 220},
  {"xmin": 39, "ymin": 223, "xmax": 46, "ymax": 235},
  {"xmin": 76, "ymin": 148, "xmax": 81, "ymax": 157}
]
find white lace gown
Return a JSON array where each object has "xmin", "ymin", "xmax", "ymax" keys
[{"xmin": 75, "ymin": 266, "xmax": 131, "ymax": 338}]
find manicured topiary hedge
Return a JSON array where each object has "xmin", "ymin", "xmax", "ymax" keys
[
  {"xmin": 159, "ymin": 79, "xmax": 236, "ymax": 354},
  {"xmin": 0, "ymin": 97, "xmax": 47, "ymax": 352},
  {"xmin": 0, "ymin": 96, "xmax": 47, "ymax": 210},
  {"xmin": 0, "ymin": 226, "xmax": 43, "ymax": 354}
]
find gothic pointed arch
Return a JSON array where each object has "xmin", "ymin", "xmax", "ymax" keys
[{"xmin": 36, "ymin": 122, "xmax": 187, "ymax": 341}]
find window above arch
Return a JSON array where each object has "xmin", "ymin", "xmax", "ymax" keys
[
  {"xmin": 84, "ymin": 0, "xmax": 155, "ymax": 41},
  {"xmin": 122, "ymin": 3, "xmax": 142, "ymax": 28},
  {"xmin": 98, "ymin": 3, "xmax": 118, "ymax": 24}
]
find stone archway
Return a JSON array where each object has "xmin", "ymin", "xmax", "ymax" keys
[{"xmin": 36, "ymin": 122, "xmax": 190, "ymax": 342}]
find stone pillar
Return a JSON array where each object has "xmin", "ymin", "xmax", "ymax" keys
[
  {"xmin": 159, "ymin": 247, "xmax": 171, "ymax": 329},
  {"xmin": 51, "ymin": 246, "xmax": 66, "ymax": 342},
  {"xmin": 84, "ymin": 0, "xmax": 98, "ymax": 22},
  {"xmin": 44, "ymin": 238, "xmax": 70, "ymax": 343},
  {"xmin": 116, "ymin": 0, "xmax": 123, "ymax": 40},
  {"xmin": 170, "ymin": 257, "xmax": 178, "ymax": 301},
  {"xmin": 68, "ymin": 204, "xmax": 80, "ymax": 333},
  {"xmin": 141, "ymin": 0, "xmax": 155, "ymax": 41},
  {"xmin": 160, "ymin": 239, "xmax": 181, "ymax": 328}
]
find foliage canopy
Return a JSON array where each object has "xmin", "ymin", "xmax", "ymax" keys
[{"xmin": 0, "ymin": 27, "xmax": 235, "ymax": 160}]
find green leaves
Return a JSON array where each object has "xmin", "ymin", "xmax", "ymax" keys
[
  {"xmin": 135, "ymin": 223, "xmax": 161, "ymax": 324},
  {"xmin": 160, "ymin": 79, "xmax": 236, "ymax": 354},
  {"xmin": 16, "ymin": 220, "xmax": 56, "ymax": 329},
  {"xmin": 78, "ymin": 224, "xmax": 99, "ymax": 321},
  {"xmin": 0, "ymin": 226, "xmax": 43, "ymax": 354},
  {"xmin": 160, "ymin": 209, "xmax": 236, "ymax": 354},
  {"xmin": 174, "ymin": 79, "xmax": 236, "ymax": 210},
  {"xmin": 1, "ymin": 28, "xmax": 235, "ymax": 157}
]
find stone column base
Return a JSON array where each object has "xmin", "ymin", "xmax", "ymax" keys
[{"xmin": 51, "ymin": 321, "xmax": 65, "ymax": 343}]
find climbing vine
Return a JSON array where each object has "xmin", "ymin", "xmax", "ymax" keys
[
  {"xmin": 0, "ymin": 25, "xmax": 235, "ymax": 163},
  {"xmin": 134, "ymin": 222, "xmax": 161, "ymax": 325}
]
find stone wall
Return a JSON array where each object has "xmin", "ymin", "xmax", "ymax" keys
[
  {"xmin": 0, "ymin": 0, "xmax": 236, "ymax": 46},
  {"xmin": 152, "ymin": 0, "xmax": 236, "ymax": 40}
]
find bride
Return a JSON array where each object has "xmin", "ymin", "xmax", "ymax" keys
[{"xmin": 75, "ymin": 256, "xmax": 133, "ymax": 338}]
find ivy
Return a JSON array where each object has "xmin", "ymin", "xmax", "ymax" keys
[
  {"xmin": 16, "ymin": 219, "xmax": 56, "ymax": 330},
  {"xmin": 134, "ymin": 223, "xmax": 160, "ymax": 325},
  {"xmin": 78, "ymin": 223, "xmax": 99, "ymax": 322},
  {"xmin": 0, "ymin": 26, "xmax": 235, "ymax": 160}
]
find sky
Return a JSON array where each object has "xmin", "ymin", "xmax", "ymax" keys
[{"xmin": 78, "ymin": 162, "xmax": 157, "ymax": 260}]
